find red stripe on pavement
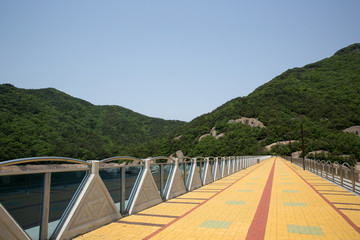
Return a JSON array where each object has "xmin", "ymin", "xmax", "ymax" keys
[
  {"xmin": 143, "ymin": 159, "xmax": 270, "ymax": 240},
  {"xmin": 283, "ymin": 160, "xmax": 360, "ymax": 235},
  {"xmin": 246, "ymin": 158, "xmax": 276, "ymax": 240}
]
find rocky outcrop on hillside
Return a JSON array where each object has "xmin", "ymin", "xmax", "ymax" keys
[
  {"xmin": 228, "ymin": 117, "xmax": 265, "ymax": 128},
  {"xmin": 343, "ymin": 126, "xmax": 360, "ymax": 137},
  {"xmin": 198, "ymin": 127, "xmax": 225, "ymax": 141},
  {"xmin": 173, "ymin": 135, "xmax": 182, "ymax": 140},
  {"xmin": 265, "ymin": 140, "xmax": 298, "ymax": 151}
]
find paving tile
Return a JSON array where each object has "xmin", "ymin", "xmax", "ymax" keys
[
  {"xmin": 284, "ymin": 202, "xmax": 307, "ymax": 207},
  {"xmin": 225, "ymin": 200, "xmax": 246, "ymax": 205},
  {"xmin": 282, "ymin": 190, "xmax": 299, "ymax": 193},
  {"xmin": 287, "ymin": 224, "xmax": 324, "ymax": 236},
  {"xmin": 199, "ymin": 220, "xmax": 232, "ymax": 229}
]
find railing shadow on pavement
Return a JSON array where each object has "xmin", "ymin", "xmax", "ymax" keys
[{"xmin": 282, "ymin": 156, "xmax": 360, "ymax": 195}]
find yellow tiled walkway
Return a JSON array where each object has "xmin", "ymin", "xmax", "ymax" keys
[{"xmin": 75, "ymin": 158, "xmax": 360, "ymax": 240}]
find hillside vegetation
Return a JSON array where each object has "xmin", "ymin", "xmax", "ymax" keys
[
  {"xmin": 0, "ymin": 85, "xmax": 185, "ymax": 161},
  {"xmin": 1, "ymin": 43, "xmax": 360, "ymax": 164},
  {"xmin": 136, "ymin": 43, "xmax": 360, "ymax": 164}
]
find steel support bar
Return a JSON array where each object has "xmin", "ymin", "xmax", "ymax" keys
[
  {"xmin": 40, "ymin": 172, "xmax": 51, "ymax": 240},
  {"xmin": 121, "ymin": 167, "xmax": 125, "ymax": 214},
  {"xmin": 160, "ymin": 164, "xmax": 164, "ymax": 198}
]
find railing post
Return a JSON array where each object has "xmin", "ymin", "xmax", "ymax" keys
[
  {"xmin": 332, "ymin": 164, "xmax": 335, "ymax": 182},
  {"xmin": 340, "ymin": 165, "xmax": 343, "ymax": 186},
  {"xmin": 312, "ymin": 160, "xmax": 315, "ymax": 172},
  {"xmin": 183, "ymin": 162, "xmax": 187, "ymax": 186},
  {"xmin": 40, "ymin": 172, "xmax": 51, "ymax": 240},
  {"xmin": 121, "ymin": 167, "xmax": 125, "ymax": 215},
  {"xmin": 320, "ymin": 163, "xmax": 323, "ymax": 177},
  {"xmin": 325, "ymin": 164, "xmax": 328, "ymax": 179},
  {"xmin": 351, "ymin": 167, "xmax": 355, "ymax": 192}
]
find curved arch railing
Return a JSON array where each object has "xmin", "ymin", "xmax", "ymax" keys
[
  {"xmin": 0, "ymin": 155, "xmax": 270, "ymax": 240},
  {"xmin": 178, "ymin": 156, "xmax": 193, "ymax": 162},
  {"xmin": 0, "ymin": 156, "xmax": 91, "ymax": 167},
  {"xmin": 148, "ymin": 156, "xmax": 174, "ymax": 163},
  {"xmin": 100, "ymin": 156, "xmax": 144, "ymax": 163}
]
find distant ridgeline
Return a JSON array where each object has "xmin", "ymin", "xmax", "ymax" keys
[
  {"xmin": 1, "ymin": 43, "xmax": 360, "ymax": 164},
  {"xmin": 136, "ymin": 43, "xmax": 360, "ymax": 164},
  {"xmin": 0, "ymin": 84, "xmax": 185, "ymax": 161}
]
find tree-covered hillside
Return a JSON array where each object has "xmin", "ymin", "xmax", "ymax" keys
[
  {"xmin": 138, "ymin": 43, "xmax": 360, "ymax": 164},
  {"xmin": 2, "ymin": 43, "xmax": 360, "ymax": 164},
  {"xmin": 0, "ymin": 84, "xmax": 185, "ymax": 161}
]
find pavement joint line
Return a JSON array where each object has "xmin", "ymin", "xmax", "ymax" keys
[
  {"xmin": 283, "ymin": 159, "xmax": 360, "ymax": 235},
  {"xmin": 142, "ymin": 159, "xmax": 269, "ymax": 240}
]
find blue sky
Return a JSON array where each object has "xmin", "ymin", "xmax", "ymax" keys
[{"xmin": 1, "ymin": 1, "xmax": 359, "ymax": 121}]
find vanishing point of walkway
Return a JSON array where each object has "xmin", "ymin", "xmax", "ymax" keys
[{"xmin": 75, "ymin": 157, "xmax": 360, "ymax": 239}]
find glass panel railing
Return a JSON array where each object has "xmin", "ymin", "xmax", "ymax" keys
[
  {"xmin": 125, "ymin": 166, "xmax": 142, "ymax": 208},
  {"xmin": 209, "ymin": 160, "xmax": 214, "ymax": 174},
  {"xmin": 99, "ymin": 168, "xmax": 121, "ymax": 211},
  {"xmin": 185, "ymin": 162, "xmax": 192, "ymax": 185},
  {"xmin": 49, "ymin": 170, "xmax": 87, "ymax": 238},
  {"xmin": 197, "ymin": 162, "xmax": 202, "ymax": 178},
  {"xmin": 179, "ymin": 163, "xmax": 186, "ymax": 185},
  {"xmin": 0, "ymin": 173, "xmax": 43, "ymax": 239},
  {"xmin": 163, "ymin": 164, "xmax": 172, "ymax": 188},
  {"xmin": 150, "ymin": 165, "xmax": 161, "ymax": 193},
  {"xmin": 185, "ymin": 163, "xmax": 191, "ymax": 177}
]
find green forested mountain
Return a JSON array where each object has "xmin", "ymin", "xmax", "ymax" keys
[
  {"xmin": 0, "ymin": 84, "xmax": 185, "ymax": 161},
  {"xmin": 138, "ymin": 43, "xmax": 360, "ymax": 163},
  {"xmin": 2, "ymin": 43, "xmax": 360, "ymax": 163}
]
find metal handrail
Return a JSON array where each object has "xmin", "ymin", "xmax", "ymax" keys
[
  {"xmin": 100, "ymin": 156, "xmax": 144, "ymax": 163},
  {"xmin": 0, "ymin": 156, "xmax": 91, "ymax": 167},
  {"xmin": 178, "ymin": 156, "xmax": 193, "ymax": 163},
  {"xmin": 342, "ymin": 162, "xmax": 352, "ymax": 169},
  {"xmin": 148, "ymin": 156, "xmax": 174, "ymax": 163}
]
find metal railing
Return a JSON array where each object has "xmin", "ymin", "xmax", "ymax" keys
[
  {"xmin": 0, "ymin": 155, "xmax": 270, "ymax": 240},
  {"xmin": 283, "ymin": 156, "xmax": 360, "ymax": 194}
]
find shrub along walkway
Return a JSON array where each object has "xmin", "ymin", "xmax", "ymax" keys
[{"xmin": 75, "ymin": 157, "xmax": 360, "ymax": 240}]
